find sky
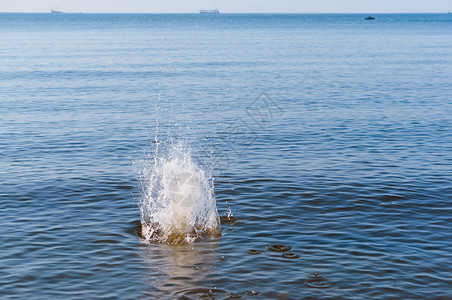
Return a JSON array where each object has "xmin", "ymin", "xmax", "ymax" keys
[{"xmin": 1, "ymin": 0, "xmax": 451, "ymax": 13}]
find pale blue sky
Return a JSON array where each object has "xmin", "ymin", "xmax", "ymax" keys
[{"xmin": 1, "ymin": 0, "xmax": 451, "ymax": 13}]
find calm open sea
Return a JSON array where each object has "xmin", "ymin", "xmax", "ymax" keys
[{"xmin": 1, "ymin": 13, "xmax": 451, "ymax": 299}]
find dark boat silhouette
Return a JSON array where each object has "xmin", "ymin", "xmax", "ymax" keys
[{"xmin": 365, "ymin": 16, "xmax": 375, "ymax": 20}]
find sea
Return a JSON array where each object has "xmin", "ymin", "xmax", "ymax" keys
[{"xmin": 0, "ymin": 13, "xmax": 451, "ymax": 299}]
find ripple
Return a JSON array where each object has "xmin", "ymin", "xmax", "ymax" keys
[
  {"xmin": 268, "ymin": 245, "xmax": 291, "ymax": 252},
  {"xmin": 282, "ymin": 252, "xmax": 299, "ymax": 259},
  {"xmin": 116, "ymin": 185, "xmax": 134, "ymax": 190},
  {"xmin": 306, "ymin": 273, "xmax": 333, "ymax": 288},
  {"xmin": 247, "ymin": 249, "xmax": 264, "ymax": 255},
  {"xmin": 243, "ymin": 290, "xmax": 260, "ymax": 296},
  {"xmin": 174, "ymin": 288, "xmax": 234, "ymax": 300}
]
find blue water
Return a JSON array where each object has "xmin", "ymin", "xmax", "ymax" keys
[{"xmin": 1, "ymin": 13, "xmax": 451, "ymax": 299}]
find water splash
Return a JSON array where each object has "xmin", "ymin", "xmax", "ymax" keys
[{"xmin": 138, "ymin": 140, "xmax": 221, "ymax": 245}]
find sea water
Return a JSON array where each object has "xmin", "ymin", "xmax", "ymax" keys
[{"xmin": 0, "ymin": 13, "xmax": 451, "ymax": 299}]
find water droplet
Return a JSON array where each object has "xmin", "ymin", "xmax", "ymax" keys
[
  {"xmin": 220, "ymin": 216, "xmax": 236, "ymax": 224},
  {"xmin": 217, "ymin": 255, "xmax": 228, "ymax": 262}
]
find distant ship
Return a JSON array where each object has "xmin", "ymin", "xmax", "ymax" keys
[
  {"xmin": 50, "ymin": 9, "xmax": 63, "ymax": 13},
  {"xmin": 199, "ymin": 9, "xmax": 220, "ymax": 14},
  {"xmin": 364, "ymin": 16, "xmax": 375, "ymax": 20}
]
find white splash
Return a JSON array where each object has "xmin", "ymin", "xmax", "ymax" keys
[{"xmin": 139, "ymin": 141, "xmax": 221, "ymax": 245}]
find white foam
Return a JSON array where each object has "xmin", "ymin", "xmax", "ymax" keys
[{"xmin": 139, "ymin": 142, "xmax": 221, "ymax": 244}]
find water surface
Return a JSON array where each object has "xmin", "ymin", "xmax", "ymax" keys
[{"xmin": 1, "ymin": 13, "xmax": 451, "ymax": 299}]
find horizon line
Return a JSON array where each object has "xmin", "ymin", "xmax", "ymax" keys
[{"xmin": 1, "ymin": 11, "xmax": 450, "ymax": 14}]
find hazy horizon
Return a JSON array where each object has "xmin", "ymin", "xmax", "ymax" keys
[
  {"xmin": 1, "ymin": 0, "xmax": 451, "ymax": 14},
  {"xmin": 1, "ymin": 12, "xmax": 451, "ymax": 14}
]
